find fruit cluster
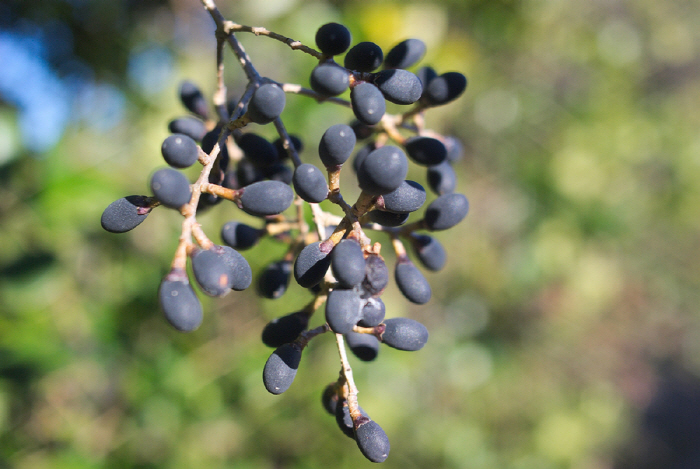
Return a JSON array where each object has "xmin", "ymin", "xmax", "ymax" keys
[{"xmin": 101, "ymin": 1, "xmax": 468, "ymax": 462}]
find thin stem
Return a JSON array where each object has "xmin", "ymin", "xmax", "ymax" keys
[
  {"xmin": 281, "ymin": 83, "xmax": 352, "ymax": 108},
  {"xmin": 335, "ymin": 334, "xmax": 361, "ymax": 420},
  {"xmin": 222, "ymin": 22, "xmax": 323, "ymax": 59},
  {"xmin": 214, "ymin": 36, "xmax": 228, "ymax": 122},
  {"xmin": 273, "ymin": 118, "xmax": 302, "ymax": 168},
  {"xmin": 201, "ymin": 0, "xmax": 260, "ymax": 81}
]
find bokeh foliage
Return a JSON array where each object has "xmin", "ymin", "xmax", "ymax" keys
[{"xmin": 2, "ymin": 0, "xmax": 700, "ymax": 467}]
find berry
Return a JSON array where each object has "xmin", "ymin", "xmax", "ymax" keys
[
  {"xmin": 381, "ymin": 317, "xmax": 428, "ymax": 351},
  {"xmin": 238, "ymin": 180, "xmax": 294, "ymax": 217},
  {"xmin": 179, "ymin": 80, "xmax": 209, "ymax": 119},
  {"xmin": 410, "ymin": 234, "xmax": 446, "ymax": 272},
  {"xmin": 354, "ymin": 418, "xmax": 391, "ymax": 463},
  {"xmin": 191, "ymin": 247, "xmax": 234, "ymax": 297},
  {"xmin": 310, "ymin": 63, "xmax": 349, "ymax": 96},
  {"xmin": 359, "ymin": 297, "xmax": 386, "ymax": 327},
  {"xmin": 331, "ymin": 239, "xmax": 366, "ymax": 288},
  {"xmin": 263, "ymin": 343, "xmax": 302, "ymax": 394},
  {"xmin": 404, "ymin": 136, "xmax": 448, "ymax": 166},
  {"xmin": 367, "ymin": 210, "xmax": 409, "ymax": 227},
  {"xmin": 150, "ymin": 168, "xmax": 191, "ymax": 209},
  {"xmin": 395, "ymin": 259, "xmax": 431, "ymax": 304},
  {"xmin": 350, "ymin": 120, "xmax": 375, "ymax": 140},
  {"xmin": 161, "ymin": 133, "xmax": 199, "ymax": 168},
  {"xmin": 444, "ymin": 135, "xmax": 464, "ymax": 162},
  {"xmin": 315, "ymin": 23, "xmax": 352, "ymax": 56},
  {"xmin": 426, "ymin": 160, "xmax": 457, "ymax": 195},
  {"xmin": 346, "ymin": 332, "xmax": 379, "ymax": 361},
  {"xmin": 344, "ymin": 41, "xmax": 383, "ymax": 72},
  {"xmin": 423, "ymin": 72, "xmax": 468, "ymax": 106},
  {"xmin": 293, "ymin": 163, "xmax": 329, "ymax": 203},
  {"xmin": 158, "ymin": 271, "xmax": 203, "ymax": 332},
  {"xmin": 373, "ymin": 69, "xmax": 423, "ymax": 105},
  {"xmin": 221, "ymin": 221, "xmax": 262, "ymax": 250},
  {"xmin": 273, "ymin": 135, "xmax": 303, "ymax": 160},
  {"xmin": 384, "ymin": 38, "xmax": 426, "ymax": 69},
  {"xmin": 416, "ymin": 66, "xmax": 438, "ymax": 92},
  {"xmin": 318, "ymin": 123, "xmax": 356, "ymax": 168},
  {"xmin": 261, "ymin": 311, "xmax": 309, "ymax": 347},
  {"xmin": 352, "ymin": 143, "xmax": 375, "ymax": 173},
  {"xmin": 322, "ymin": 383, "xmax": 339, "ymax": 415},
  {"xmin": 379, "ymin": 180, "xmax": 426, "ymax": 213},
  {"xmin": 236, "ymin": 158, "xmax": 264, "ymax": 187},
  {"xmin": 350, "ymin": 82, "xmax": 385, "ymax": 125},
  {"xmin": 361, "ymin": 254, "xmax": 389, "ymax": 297},
  {"xmin": 325, "ymin": 288, "xmax": 362, "ymax": 334},
  {"xmin": 357, "ymin": 145, "xmax": 409, "ymax": 195},
  {"xmin": 257, "ymin": 260, "xmax": 292, "ymax": 299},
  {"xmin": 247, "ymin": 83, "xmax": 286, "ymax": 124},
  {"xmin": 294, "ymin": 241, "xmax": 332, "ymax": 288},
  {"xmin": 220, "ymin": 245, "xmax": 252, "ymax": 291},
  {"xmin": 237, "ymin": 133, "xmax": 279, "ymax": 169},
  {"xmin": 264, "ymin": 163, "xmax": 293, "ymax": 184},
  {"xmin": 424, "ymin": 192, "xmax": 469, "ymax": 231},
  {"xmin": 168, "ymin": 117, "xmax": 207, "ymax": 141},
  {"xmin": 101, "ymin": 195, "xmax": 151, "ymax": 233},
  {"xmin": 201, "ymin": 126, "xmax": 230, "ymax": 171},
  {"xmin": 336, "ymin": 399, "xmax": 368, "ymax": 439}
]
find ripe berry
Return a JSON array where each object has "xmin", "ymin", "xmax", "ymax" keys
[{"xmin": 315, "ymin": 23, "xmax": 352, "ymax": 56}]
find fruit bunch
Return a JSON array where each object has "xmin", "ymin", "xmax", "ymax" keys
[{"xmin": 101, "ymin": 1, "xmax": 468, "ymax": 463}]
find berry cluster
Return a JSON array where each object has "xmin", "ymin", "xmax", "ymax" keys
[{"xmin": 101, "ymin": 2, "xmax": 468, "ymax": 463}]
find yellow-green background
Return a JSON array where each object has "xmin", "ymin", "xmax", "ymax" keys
[{"xmin": 2, "ymin": 0, "xmax": 700, "ymax": 467}]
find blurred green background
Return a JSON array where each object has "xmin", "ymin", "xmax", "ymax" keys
[{"xmin": 2, "ymin": 0, "xmax": 700, "ymax": 467}]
